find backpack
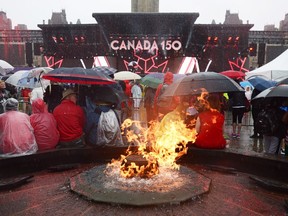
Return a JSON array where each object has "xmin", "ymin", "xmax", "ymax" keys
[
  {"xmin": 97, "ymin": 109, "xmax": 124, "ymax": 146},
  {"xmin": 255, "ymin": 109, "xmax": 279, "ymax": 135}
]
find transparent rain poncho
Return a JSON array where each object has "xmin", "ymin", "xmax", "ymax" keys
[
  {"xmin": 0, "ymin": 111, "xmax": 38, "ymax": 157},
  {"xmin": 97, "ymin": 109, "xmax": 124, "ymax": 146}
]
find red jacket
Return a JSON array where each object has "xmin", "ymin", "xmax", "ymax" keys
[
  {"xmin": 195, "ymin": 110, "xmax": 226, "ymax": 149},
  {"xmin": 53, "ymin": 99, "xmax": 85, "ymax": 142},
  {"xmin": 30, "ymin": 98, "xmax": 59, "ymax": 150}
]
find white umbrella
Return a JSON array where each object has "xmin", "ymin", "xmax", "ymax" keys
[
  {"xmin": 5, "ymin": 70, "xmax": 30, "ymax": 87},
  {"xmin": 17, "ymin": 76, "xmax": 51, "ymax": 89},
  {"xmin": 17, "ymin": 67, "xmax": 52, "ymax": 89},
  {"xmin": 0, "ymin": 60, "xmax": 14, "ymax": 75},
  {"xmin": 114, "ymin": 71, "xmax": 141, "ymax": 81},
  {"xmin": 27, "ymin": 67, "xmax": 53, "ymax": 79}
]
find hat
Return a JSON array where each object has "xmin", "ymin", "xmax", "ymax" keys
[
  {"xmin": 61, "ymin": 89, "xmax": 77, "ymax": 100},
  {"xmin": 4, "ymin": 98, "xmax": 18, "ymax": 111}
]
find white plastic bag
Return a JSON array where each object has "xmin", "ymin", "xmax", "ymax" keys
[{"xmin": 97, "ymin": 109, "xmax": 124, "ymax": 146}]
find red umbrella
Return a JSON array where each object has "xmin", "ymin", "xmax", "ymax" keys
[{"xmin": 219, "ymin": 70, "xmax": 246, "ymax": 80}]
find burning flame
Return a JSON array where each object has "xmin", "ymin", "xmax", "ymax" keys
[
  {"xmin": 105, "ymin": 91, "xmax": 224, "ymax": 183},
  {"xmin": 106, "ymin": 102, "xmax": 198, "ymax": 179}
]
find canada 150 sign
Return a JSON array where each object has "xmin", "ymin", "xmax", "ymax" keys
[{"xmin": 110, "ymin": 39, "xmax": 182, "ymax": 51}]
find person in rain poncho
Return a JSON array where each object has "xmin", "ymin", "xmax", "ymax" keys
[
  {"xmin": 131, "ymin": 80, "xmax": 142, "ymax": 110},
  {"xmin": 245, "ymin": 86, "xmax": 252, "ymax": 102},
  {"xmin": 0, "ymin": 80, "xmax": 9, "ymax": 114},
  {"xmin": 0, "ymin": 98, "xmax": 38, "ymax": 157},
  {"xmin": 30, "ymin": 98, "xmax": 59, "ymax": 151}
]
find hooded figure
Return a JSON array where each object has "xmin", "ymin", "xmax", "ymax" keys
[
  {"xmin": 0, "ymin": 98, "xmax": 38, "ymax": 156},
  {"xmin": 30, "ymin": 98, "xmax": 59, "ymax": 151},
  {"xmin": 131, "ymin": 80, "xmax": 142, "ymax": 110}
]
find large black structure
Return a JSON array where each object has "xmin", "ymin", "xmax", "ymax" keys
[
  {"xmin": 38, "ymin": 13, "xmax": 253, "ymax": 72},
  {"xmin": 1, "ymin": 14, "xmax": 288, "ymax": 70}
]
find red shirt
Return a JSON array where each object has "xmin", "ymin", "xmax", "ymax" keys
[
  {"xmin": 22, "ymin": 88, "xmax": 31, "ymax": 97},
  {"xmin": 195, "ymin": 110, "xmax": 226, "ymax": 149},
  {"xmin": 53, "ymin": 99, "xmax": 85, "ymax": 142}
]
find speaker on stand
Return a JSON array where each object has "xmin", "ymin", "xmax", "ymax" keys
[
  {"xmin": 25, "ymin": 42, "xmax": 33, "ymax": 67},
  {"xmin": 257, "ymin": 43, "xmax": 266, "ymax": 67}
]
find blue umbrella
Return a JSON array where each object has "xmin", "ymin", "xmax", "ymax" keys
[
  {"xmin": 240, "ymin": 80, "xmax": 254, "ymax": 90},
  {"xmin": 247, "ymin": 76, "xmax": 277, "ymax": 91}
]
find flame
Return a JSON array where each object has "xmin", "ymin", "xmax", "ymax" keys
[{"xmin": 106, "ymin": 102, "xmax": 198, "ymax": 179}]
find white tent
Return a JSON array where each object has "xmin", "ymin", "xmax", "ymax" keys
[{"xmin": 245, "ymin": 49, "xmax": 288, "ymax": 80}]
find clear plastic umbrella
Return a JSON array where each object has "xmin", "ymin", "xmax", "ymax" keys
[
  {"xmin": 5, "ymin": 70, "xmax": 30, "ymax": 87},
  {"xmin": 17, "ymin": 67, "xmax": 53, "ymax": 89},
  {"xmin": 0, "ymin": 60, "xmax": 14, "ymax": 75}
]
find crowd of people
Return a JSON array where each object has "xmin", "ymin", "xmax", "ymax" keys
[
  {"xmin": 0, "ymin": 78, "xmax": 141, "ymax": 157},
  {"xmin": 0, "ymin": 71, "xmax": 287, "ymax": 157}
]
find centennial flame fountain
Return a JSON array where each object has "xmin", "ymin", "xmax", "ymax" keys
[{"xmin": 70, "ymin": 110, "xmax": 211, "ymax": 206}]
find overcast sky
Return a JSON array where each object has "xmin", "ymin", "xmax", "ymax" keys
[{"xmin": 1, "ymin": 0, "xmax": 287, "ymax": 30}]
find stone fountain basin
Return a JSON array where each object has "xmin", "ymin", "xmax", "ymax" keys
[{"xmin": 70, "ymin": 164, "xmax": 211, "ymax": 206}]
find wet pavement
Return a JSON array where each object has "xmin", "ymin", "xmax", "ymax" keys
[{"xmin": 223, "ymin": 111, "xmax": 265, "ymax": 155}]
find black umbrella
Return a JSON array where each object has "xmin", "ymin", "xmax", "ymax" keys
[
  {"xmin": 277, "ymin": 77, "xmax": 288, "ymax": 85},
  {"xmin": 92, "ymin": 66, "xmax": 117, "ymax": 76},
  {"xmin": 252, "ymin": 84, "xmax": 288, "ymax": 100},
  {"xmin": 42, "ymin": 67, "xmax": 115, "ymax": 85},
  {"xmin": 161, "ymin": 72, "xmax": 243, "ymax": 97},
  {"xmin": 90, "ymin": 84, "xmax": 128, "ymax": 105}
]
